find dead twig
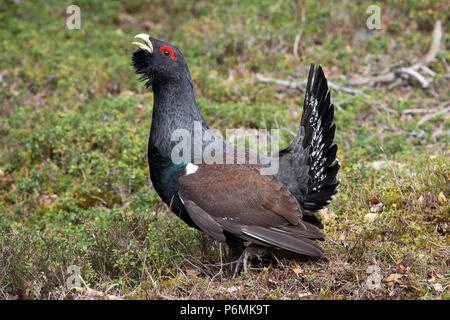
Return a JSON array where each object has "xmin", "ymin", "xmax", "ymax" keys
[
  {"xmin": 417, "ymin": 105, "xmax": 450, "ymax": 126},
  {"xmin": 379, "ymin": 145, "xmax": 404, "ymax": 199},
  {"xmin": 401, "ymin": 108, "xmax": 438, "ymax": 114},
  {"xmin": 396, "ymin": 67, "xmax": 431, "ymax": 88},
  {"xmin": 411, "ymin": 20, "xmax": 442, "ymax": 68},
  {"xmin": 74, "ymin": 275, "xmax": 122, "ymax": 300},
  {"xmin": 256, "ymin": 74, "xmax": 307, "ymax": 91},
  {"xmin": 293, "ymin": 10, "xmax": 306, "ymax": 60},
  {"xmin": 256, "ymin": 74, "xmax": 362, "ymax": 95}
]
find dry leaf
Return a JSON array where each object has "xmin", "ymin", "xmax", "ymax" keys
[
  {"xmin": 185, "ymin": 269, "xmax": 201, "ymax": 277},
  {"xmin": 365, "ymin": 212, "xmax": 378, "ymax": 223},
  {"xmin": 369, "ymin": 194, "xmax": 380, "ymax": 205},
  {"xmin": 438, "ymin": 192, "xmax": 447, "ymax": 205},
  {"xmin": 432, "ymin": 283, "xmax": 443, "ymax": 292},
  {"xmin": 226, "ymin": 286, "xmax": 237, "ymax": 293},
  {"xmin": 384, "ymin": 273, "xmax": 403, "ymax": 286},
  {"xmin": 370, "ymin": 203, "xmax": 384, "ymax": 213},
  {"xmin": 120, "ymin": 90, "xmax": 135, "ymax": 97},
  {"xmin": 398, "ymin": 264, "xmax": 410, "ymax": 274},
  {"xmin": 418, "ymin": 195, "xmax": 425, "ymax": 205},
  {"xmin": 292, "ymin": 267, "xmax": 302, "ymax": 276},
  {"xmin": 41, "ymin": 194, "xmax": 57, "ymax": 206},
  {"xmin": 298, "ymin": 291, "xmax": 312, "ymax": 298},
  {"xmin": 320, "ymin": 207, "xmax": 337, "ymax": 222}
]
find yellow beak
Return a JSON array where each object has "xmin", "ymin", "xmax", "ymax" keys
[{"xmin": 132, "ymin": 33, "xmax": 153, "ymax": 54}]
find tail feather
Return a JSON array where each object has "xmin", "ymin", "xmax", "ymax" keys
[
  {"xmin": 277, "ymin": 64, "xmax": 340, "ymax": 217},
  {"xmin": 303, "ymin": 65, "xmax": 340, "ymax": 212},
  {"xmin": 242, "ymin": 225, "xmax": 324, "ymax": 257}
]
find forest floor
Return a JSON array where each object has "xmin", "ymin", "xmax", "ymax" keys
[{"xmin": 0, "ymin": 0, "xmax": 448, "ymax": 300}]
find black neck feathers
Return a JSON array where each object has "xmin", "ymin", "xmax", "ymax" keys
[{"xmin": 149, "ymin": 77, "xmax": 207, "ymax": 159}]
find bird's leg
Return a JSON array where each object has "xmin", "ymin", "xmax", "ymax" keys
[
  {"xmin": 232, "ymin": 244, "xmax": 270, "ymax": 278},
  {"xmin": 226, "ymin": 235, "xmax": 246, "ymax": 276}
]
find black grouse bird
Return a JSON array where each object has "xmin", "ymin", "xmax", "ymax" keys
[{"xmin": 132, "ymin": 34, "xmax": 339, "ymax": 275}]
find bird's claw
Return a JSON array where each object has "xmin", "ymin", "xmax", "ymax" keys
[{"xmin": 232, "ymin": 244, "xmax": 269, "ymax": 278}]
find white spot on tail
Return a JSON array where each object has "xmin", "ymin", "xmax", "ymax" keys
[{"xmin": 185, "ymin": 163, "xmax": 198, "ymax": 175}]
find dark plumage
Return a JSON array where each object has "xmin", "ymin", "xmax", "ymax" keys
[
  {"xmin": 131, "ymin": 34, "xmax": 339, "ymax": 275},
  {"xmin": 178, "ymin": 163, "xmax": 325, "ymax": 258}
]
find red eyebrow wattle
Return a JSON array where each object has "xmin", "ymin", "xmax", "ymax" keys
[{"xmin": 160, "ymin": 45, "xmax": 176, "ymax": 61}]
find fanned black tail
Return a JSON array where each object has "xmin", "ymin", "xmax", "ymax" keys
[{"xmin": 301, "ymin": 64, "xmax": 340, "ymax": 212}]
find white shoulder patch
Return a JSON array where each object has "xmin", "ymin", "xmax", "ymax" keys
[{"xmin": 185, "ymin": 163, "xmax": 199, "ymax": 175}]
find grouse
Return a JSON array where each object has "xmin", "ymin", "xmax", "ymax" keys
[{"xmin": 132, "ymin": 34, "xmax": 340, "ymax": 275}]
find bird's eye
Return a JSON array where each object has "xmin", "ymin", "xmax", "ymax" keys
[{"xmin": 160, "ymin": 45, "xmax": 176, "ymax": 61}]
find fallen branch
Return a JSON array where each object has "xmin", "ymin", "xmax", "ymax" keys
[
  {"xmin": 417, "ymin": 105, "xmax": 450, "ymax": 126},
  {"xmin": 74, "ymin": 287, "xmax": 122, "ymax": 300},
  {"xmin": 256, "ymin": 74, "xmax": 306, "ymax": 91},
  {"xmin": 256, "ymin": 74, "xmax": 362, "ymax": 95},
  {"xmin": 411, "ymin": 20, "xmax": 442, "ymax": 68},
  {"xmin": 401, "ymin": 108, "xmax": 438, "ymax": 114},
  {"xmin": 396, "ymin": 67, "xmax": 431, "ymax": 88},
  {"xmin": 328, "ymin": 81, "xmax": 363, "ymax": 95},
  {"xmin": 348, "ymin": 20, "xmax": 442, "ymax": 89},
  {"xmin": 73, "ymin": 275, "xmax": 122, "ymax": 300},
  {"xmin": 347, "ymin": 72, "xmax": 395, "ymax": 86},
  {"xmin": 380, "ymin": 124, "xmax": 426, "ymax": 139}
]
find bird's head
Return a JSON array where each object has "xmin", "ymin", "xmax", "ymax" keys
[{"xmin": 132, "ymin": 34, "xmax": 192, "ymax": 88}]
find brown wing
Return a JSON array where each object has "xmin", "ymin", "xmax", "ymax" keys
[{"xmin": 178, "ymin": 163, "xmax": 325, "ymax": 257}]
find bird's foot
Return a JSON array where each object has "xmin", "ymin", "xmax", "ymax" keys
[{"xmin": 232, "ymin": 244, "xmax": 269, "ymax": 278}]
